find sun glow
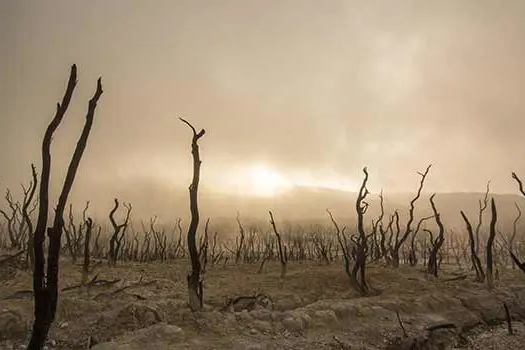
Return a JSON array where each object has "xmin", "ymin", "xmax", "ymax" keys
[
  {"xmin": 217, "ymin": 162, "xmax": 360, "ymax": 197},
  {"xmin": 245, "ymin": 163, "xmax": 292, "ymax": 197}
]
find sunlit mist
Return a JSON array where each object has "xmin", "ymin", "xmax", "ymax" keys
[
  {"xmin": 227, "ymin": 163, "xmax": 292, "ymax": 197},
  {"xmin": 2, "ymin": 0, "xmax": 525, "ymax": 219}
]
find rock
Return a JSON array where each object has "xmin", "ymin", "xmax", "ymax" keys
[
  {"xmin": 91, "ymin": 322, "xmax": 184, "ymax": 350},
  {"xmin": 289, "ymin": 310, "xmax": 311, "ymax": 327},
  {"xmin": 232, "ymin": 340, "xmax": 266, "ymax": 350},
  {"xmin": 252, "ymin": 320, "xmax": 272, "ymax": 333},
  {"xmin": 236, "ymin": 309, "xmax": 253, "ymax": 323},
  {"xmin": 111, "ymin": 303, "xmax": 162, "ymax": 330},
  {"xmin": 282, "ymin": 316, "xmax": 305, "ymax": 332},
  {"xmin": 90, "ymin": 341, "xmax": 123, "ymax": 350},
  {"xmin": 0, "ymin": 309, "xmax": 26, "ymax": 340},
  {"xmin": 329, "ymin": 301, "xmax": 359, "ymax": 320},
  {"xmin": 312, "ymin": 310, "xmax": 339, "ymax": 325},
  {"xmin": 250, "ymin": 309, "xmax": 272, "ymax": 321}
]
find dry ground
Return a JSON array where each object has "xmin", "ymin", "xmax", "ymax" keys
[{"xmin": 1, "ymin": 257, "xmax": 525, "ymax": 349}]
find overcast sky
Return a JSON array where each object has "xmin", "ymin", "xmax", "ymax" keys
[{"xmin": 1, "ymin": 0, "xmax": 525, "ymax": 204}]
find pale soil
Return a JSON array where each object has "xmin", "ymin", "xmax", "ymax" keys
[{"xmin": 1, "ymin": 258, "xmax": 525, "ymax": 349}]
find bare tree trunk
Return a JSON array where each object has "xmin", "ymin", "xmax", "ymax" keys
[
  {"xmin": 474, "ymin": 182, "xmax": 490, "ymax": 256},
  {"xmin": 486, "ymin": 198, "xmax": 497, "ymax": 290},
  {"xmin": 269, "ymin": 211, "xmax": 287, "ymax": 282},
  {"xmin": 235, "ymin": 212, "xmax": 245, "ymax": 264},
  {"xmin": 461, "ymin": 211, "xmax": 485, "ymax": 283},
  {"xmin": 408, "ymin": 215, "xmax": 434, "ymax": 267},
  {"xmin": 81, "ymin": 218, "xmax": 93, "ymax": 285},
  {"xmin": 108, "ymin": 199, "xmax": 132, "ymax": 266},
  {"xmin": 180, "ymin": 118, "xmax": 205, "ymax": 311},
  {"xmin": 391, "ymin": 165, "xmax": 431, "ymax": 267},
  {"xmin": 29, "ymin": 65, "xmax": 103, "ymax": 350},
  {"xmin": 510, "ymin": 172, "xmax": 525, "ymax": 275},
  {"xmin": 23, "ymin": 165, "xmax": 38, "ymax": 271},
  {"xmin": 328, "ymin": 168, "xmax": 372, "ymax": 296},
  {"xmin": 427, "ymin": 194, "xmax": 444, "ymax": 277},
  {"xmin": 352, "ymin": 167, "xmax": 371, "ymax": 296},
  {"xmin": 510, "ymin": 203, "xmax": 521, "ymax": 269}
]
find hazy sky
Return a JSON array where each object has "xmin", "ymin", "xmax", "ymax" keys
[{"xmin": 2, "ymin": 0, "xmax": 525, "ymax": 204}]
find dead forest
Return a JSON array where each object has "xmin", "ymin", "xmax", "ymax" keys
[{"xmin": 2, "ymin": 65, "xmax": 525, "ymax": 350}]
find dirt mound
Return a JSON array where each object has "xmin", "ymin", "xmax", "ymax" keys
[{"xmin": 91, "ymin": 322, "xmax": 185, "ymax": 350}]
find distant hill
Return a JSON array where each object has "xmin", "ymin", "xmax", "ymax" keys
[{"xmin": 68, "ymin": 178, "xmax": 525, "ymax": 234}]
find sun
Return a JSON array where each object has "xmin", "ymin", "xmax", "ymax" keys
[
  {"xmin": 215, "ymin": 162, "xmax": 360, "ymax": 197},
  {"xmin": 246, "ymin": 163, "xmax": 292, "ymax": 197}
]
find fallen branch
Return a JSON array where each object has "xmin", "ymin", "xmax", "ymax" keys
[
  {"xmin": 396, "ymin": 310, "xmax": 408, "ymax": 338},
  {"xmin": 61, "ymin": 274, "xmax": 120, "ymax": 292},
  {"xmin": 221, "ymin": 293, "xmax": 273, "ymax": 312},
  {"xmin": 92, "ymin": 277, "xmax": 157, "ymax": 300},
  {"xmin": 441, "ymin": 275, "xmax": 468, "ymax": 282},
  {"xmin": 503, "ymin": 302, "xmax": 513, "ymax": 335}
]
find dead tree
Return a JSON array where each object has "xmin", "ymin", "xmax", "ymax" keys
[
  {"xmin": 329, "ymin": 167, "xmax": 372, "ymax": 296},
  {"xmin": 510, "ymin": 172, "xmax": 525, "ymax": 274},
  {"xmin": 81, "ymin": 218, "xmax": 93, "ymax": 285},
  {"xmin": 28, "ymin": 64, "xmax": 103, "ymax": 349},
  {"xmin": 474, "ymin": 182, "xmax": 491, "ymax": 256},
  {"xmin": 63, "ymin": 204, "xmax": 83, "ymax": 264},
  {"xmin": 379, "ymin": 210, "xmax": 395, "ymax": 265},
  {"xmin": 408, "ymin": 215, "xmax": 434, "ymax": 266},
  {"xmin": 235, "ymin": 211, "xmax": 245, "ymax": 264},
  {"xmin": 373, "ymin": 190, "xmax": 386, "ymax": 261},
  {"xmin": 107, "ymin": 199, "xmax": 132, "ymax": 266},
  {"xmin": 269, "ymin": 211, "xmax": 288, "ymax": 281},
  {"xmin": 352, "ymin": 167, "xmax": 371, "ymax": 295},
  {"xmin": 512, "ymin": 172, "xmax": 525, "ymax": 197},
  {"xmin": 150, "ymin": 217, "xmax": 167, "ymax": 261},
  {"xmin": 460, "ymin": 211, "xmax": 485, "ymax": 282},
  {"xmin": 328, "ymin": 210, "xmax": 350, "ymax": 277},
  {"xmin": 180, "ymin": 118, "xmax": 205, "ymax": 311},
  {"xmin": 198, "ymin": 218, "xmax": 210, "ymax": 273},
  {"xmin": 426, "ymin": 194, "xmax": 444, "ymax": 277},
  {"xmin": 509, "ymin": 203, "xmax": 521, "ymax": 269},
  {"xmin": 173, "ymin": 218, "xmax": 184, "ymax": 258},
  {"xmin": 0, "ymin": 190, "xmax": 22, "ymax": 249},
  {"xmin": 390, "ymin": 165, "xmax": 431, "ymax": 267},
  {"xmin": 486, "ymin": 198, "xmax": 497, "ymax": 289},
  {"xmin": 22, "ymin": 165, "xmax": 38, "ymax": 270}
]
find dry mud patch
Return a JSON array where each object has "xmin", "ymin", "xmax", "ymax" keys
[{"xmin": 1, "ymin": 260, "xmax": 525, "ymax": 349}]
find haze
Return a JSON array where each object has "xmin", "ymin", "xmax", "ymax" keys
[{"xmin": 1, "ymin": 0, "xmax": 525, "ymax": 219}]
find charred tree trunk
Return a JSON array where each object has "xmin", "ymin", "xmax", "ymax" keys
[
  {"xmin": 81, "ymin": 218, "xmax": 93, "ymax": 285},
  {"xmin": 108, "ymin": 199, "xmax": 132, "ymax": 266},
  {"xmin": 22, "ymin": 165, "xmax": 38, "ymax": 271},
  {"xmin": 235, "ymin": 212, "xmax": 245, "ymax": 264},
  {"xmin": 486, "ymin": 198, "xmax": 497, "ymax": 289},
  {"xmin": 510, "ymin": 203, "xmax": 521, "ymax": 269},
  {"xmin": 0, "ymin": 190, "xmax": 21, "ymax": 249},
  {"xmin": 510, "ymin": 172, "xmax": 525, "ymax": 275},
  {"xmin": 460, "ymin": 211, "xmax": 485, "ymax": 283},
  {"xmin": 408, "ymin": 215, "xmax": 434, "ymax": 267},
  {"xmin": 180, "ymin": 118, "xmax": 205, "ymax": 311},
  {"xmin": 269, "ymin": 211, "xmax": 287, "ymax": 282},
  {"xmin": 28, "ymin": 65, "xmax": 103, "ymax": 349},
  {"xmin": 391, "ymin": 165, "xmax": 431, "ymax": 268},
  {"xmin": 427, "ymin": 194, "xmax": 444, "ymax": 277},
  {"xmin": 329, "ymin": 168, "xmax": 372, "ymax": 296},
  {"xmin": 352, "ymin": 167, "xmax": 371, "ymax": 296},
  {"xmin": 473, "ymin": 182, "xmax": 490, "ymax": 259}
]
